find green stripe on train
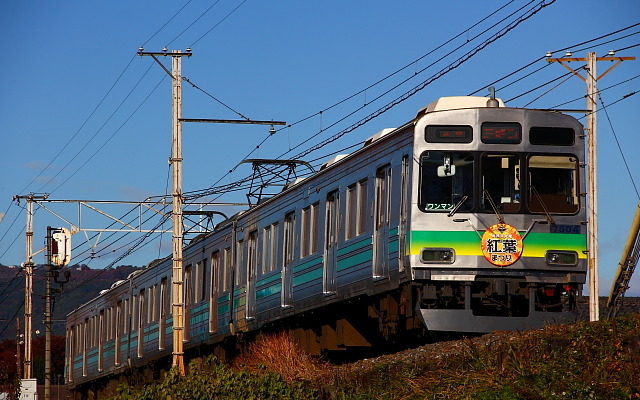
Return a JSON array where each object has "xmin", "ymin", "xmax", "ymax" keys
[{"xmin": 409, "ymin": 230, "xmax": 586, "ymax": 258}]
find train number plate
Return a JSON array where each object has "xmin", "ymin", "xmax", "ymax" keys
[{"xmin": 550, "ymin": 224, "xmax": 581, "ymax": 234}]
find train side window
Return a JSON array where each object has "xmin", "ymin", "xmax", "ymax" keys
[
  {"xmin": 530, "ymin": 127, "xmax": 574, "ymax": 145},
  {"xmin": 160, "ymin": 279, "xmax": 168, "ymax": 322},
  {"xmin": 223, "ymin": 247, "xmax": 232, "ymax": 291},
  {"xmin": 528, "ymin": 155, "xmax": 580, "ymax": 214},
  {"xmin": 131, "ymin": 295, "xmax": 137, "ymax": 334},
  {"xmin": 235, "ymin": 240, "xmax": 245, "ymax": 286},
  {"xmin": 346, "ymin": 184, "xmax": 357, "ymax": 240},
  {"xmin": 247, "ymin": 231, "xmax": 258, "ymax": 285},
  {"xmin": 347, "ymin": 179, "xmax": 369, "ymax": 237},
  {"xmin": 147, "ymin": 286, "xmax": 153, "ymax": 324},
  {"xmin": 138, "ymin": 290, "xmax": 145, "ymax": 331},
  {"xmin": 197, "ymin": 259, "xmax": 207, "ymax": 302},
  {"xmin": 262, "ymin": 223, "xmax": 278, "ymax": 273},
  {"xmin": 123, "ymin": 298, "xmax": 129, "ymax": 334},
  {"xmin": 358, "ymin": 179, "xmax": 368, "ymax": 234},
  {"xmin": 419, "ymin": 151, "xmax": 474, "ymax": 212},
  {"xmin": 302, "ymin": 203, "xmax": 319, "ymax": 255},
  {"xmin": 481, "ymin": 154, "xmax": 521, "ymax": 213},
  {"xmin": 283, "ymin": 212, "xmax": 296, "ymax": 266}
]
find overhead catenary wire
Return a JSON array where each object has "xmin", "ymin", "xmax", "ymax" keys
[
  {"xmin": 38, "ymin": 62, "xmax": 161, "ymax": 195},
  {"xmin": 469, "ymin": 23, "xmax": 640, "ymax": 96},
  {"xmin": 189, "ymin": 0, "xmax": 249, "ymax": 48},
  {"xmin": 183, "ymin": 0, "xmax": 555, "ymax": 203},
  {"xmin": 165, "ymin": 0, "xmax": 222, "ymax": 48},
  {"xmin": 597, "ymin": 92, "xmax": 640, "ymax": 200},
  {"xmin": 141, "ymin": 0, "xmax": 194, "ymax": 48},
  {"xmin": 6, "ymin": 3, "xmax": 636, "ymax": 278},
  {"xmin": 177, "ymin": 0, "xmax": 531, "ymax": 200}
]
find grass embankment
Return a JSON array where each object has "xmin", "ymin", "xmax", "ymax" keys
[{"xmin": 109, "ymin": 314, "xmax": 640, "ymax": 400}]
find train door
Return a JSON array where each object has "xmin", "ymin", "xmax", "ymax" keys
[
  {"xmin": 209, "ymin": 252, "xmax": 219, "ymax": 332},
  {"xmin": 374, "ymin": 165, "xmax": 392, "ymax": 278},
  {"xmin": 247, "ymin": 231, "xmax": 257, "ymax": 319},
  {"xmin": 184, "ymin": 267, "xmax": 191, "ymax": 341},
  {"xmin": 399, "ymin": 156, "xmax": 409, "ymax": 271},
  {"xmin": 138, "ymin": 289, "xmax": 145, "ymax": 357},
  {"xmin": 324, "ymin": 190, "xmax": 339, "ymax": 293},
  {"xmin": 159, "ymin": 278, "xmax": 168, "ymax": 348},
  {"xmin": 282, "ymin": 212, "xmax": 295, "ymax": 306},
  {"xmin": 115, "ymin": 301, "xmax": 122, "ymax": 365}
]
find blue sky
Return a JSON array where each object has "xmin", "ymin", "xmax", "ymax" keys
[{"xmin": 1, "ymin": 0, "xmax": 639, "ymax": 296}]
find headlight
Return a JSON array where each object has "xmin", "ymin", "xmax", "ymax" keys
[
  {"xmin": 545, "ymin": 251, "xmax": 578, "ymax": 266},
  {"xmin": 421, "ymin": 248, "xmax": 455, "ymax": 264}
]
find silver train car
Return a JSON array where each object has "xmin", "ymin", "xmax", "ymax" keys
[{"xmin": 65, "ymin": 96, "xmax": 587, "ymax": 395}]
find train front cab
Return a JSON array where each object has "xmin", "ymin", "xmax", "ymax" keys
[{"xmin": 409, "ymin": 97, "xmax": 587, "ymax": 333}]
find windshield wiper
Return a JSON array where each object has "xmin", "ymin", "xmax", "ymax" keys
[
  {"xmin": 530, "ymin": 185, "xmax": 555, "ymax": 225},
  {"xmin": 483, "ymin": 190, "xmax": 505, "ymax": 224},
  {"xmin": 448, "ymin": 195, "xmax": 469, "ymax": 217}
]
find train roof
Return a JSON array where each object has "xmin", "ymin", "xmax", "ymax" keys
[{"xmin": 418, "ymin": 96, "xmax": 506, "ymax": 116}]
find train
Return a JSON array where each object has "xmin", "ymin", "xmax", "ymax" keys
[{"xmin": 65, "ymin": 95, "xmax": 588, "ymax": 396}]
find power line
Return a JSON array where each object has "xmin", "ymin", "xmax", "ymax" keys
[
  {"xmin": 165, "ymin": 0, "xmax": 222, "ymax": 48},
  {"xmin": 141, "ymin": 0, "xmax": 194, "ymax": 47},
  {"xmin": 183, "ymin": 0, "xmax": 553, "ymax": 202},
  {"xmin": 189, "ymin": 0, "xmax": 249, "ymax": 48},
  {"xmin": 49, "ymin": 73, "xmax": 166, "ymax": 195},
  {"xmin": 470, "ymin": 23, "xmax": 640, "ymax": 96},
  {"xmin": 36, "ymin": 62, "xmax": 159, "ymax": 194},
  {"xmin": 22, "ymin": 55, "xmax": 138, "ymax": 196}
]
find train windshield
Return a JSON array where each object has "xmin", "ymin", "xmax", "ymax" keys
[
  {"xmin": 419, "ymin": 151, "xmax": 474, "ymax": 212},
  {"xmin": 420, "ymin": 152, "xmax": 580, "ymax": 215},
  {"xmin": 481, "ymin": 154, "xmax": 521, "ymax": 213},
  {"xmin": 528, "ymin": 155, "xmax": 579, "ymax": 214}
]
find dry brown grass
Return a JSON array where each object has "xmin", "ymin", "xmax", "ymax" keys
[{"xmin": 232, "ymin": 331, "xmax": 333, "ymax": 384}]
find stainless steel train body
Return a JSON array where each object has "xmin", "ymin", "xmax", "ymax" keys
[{"xmin": 65, "ymin": 96, "xmax": 587, "ymax": 392}]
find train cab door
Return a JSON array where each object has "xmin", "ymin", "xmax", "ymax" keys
[
  {"xmin": 373, "ymin": 165, "xmax": 391, "ymax": 278},
  {"xmin": 282, "ymin": 212, "xmax": 295, "ymax": 307},
  {"xmin": 324, "ymin": 190, "xmax": 339, "ymax": 293}
]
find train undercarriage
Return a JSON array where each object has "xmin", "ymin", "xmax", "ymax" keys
[{"xmin": 70, "ymin": 278, "xmax": 579, "ymax": 399}]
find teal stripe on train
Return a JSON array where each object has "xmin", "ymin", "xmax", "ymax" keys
[
  {"xmin": 337, "ymin": 250, "xmax": 373, "ymax": 271},
  {"xmin": 337, "ymin": 237, "xmax": 372, "ymax": 257}
]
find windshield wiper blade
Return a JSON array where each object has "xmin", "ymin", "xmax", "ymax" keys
[
  {"xmin": 448, "ymin": 195, "xmax": 469, "ymax": 217},
  {"xmin": 483, "ymin": 190, "xmax": 505, "ymax": 224},
  {"xmin": 530, "ymin": 185, "xmax": 555, "ymax": 225}
]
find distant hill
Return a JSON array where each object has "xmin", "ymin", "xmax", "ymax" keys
[{"xmin": 0, "ymin": 264, "xmax": 140, "ymax": 340}]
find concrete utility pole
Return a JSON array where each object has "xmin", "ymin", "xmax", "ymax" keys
[
  {"xmin": 547, "ymin": 51, "xmax": 635, "ymax": 322},
  {"xmin": 13, "ymin": 193, "xmax": 48, "ymax": 380},
  {"xmin": 138, "ymin": 48, "xmax": 191, "ymax": 374},
  {"xmin": 137, "ymin": 48, "xmax": 285, "ymax": 374}
]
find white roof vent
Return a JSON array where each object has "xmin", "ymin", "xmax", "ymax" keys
[
  {"xmin": 320, "ymin": 154, "xmax": 349, "ymax": 171},
  {"xmin": 363, "ymin": 128, "xmax": 395, "ymax": 147},
  {"xmin": 281, "ymin": 177, "xmax": 308, "ymax": 192},
  {"xmin": 111, "ymin": 280, "xmax": 126, "ymax": 289}
]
